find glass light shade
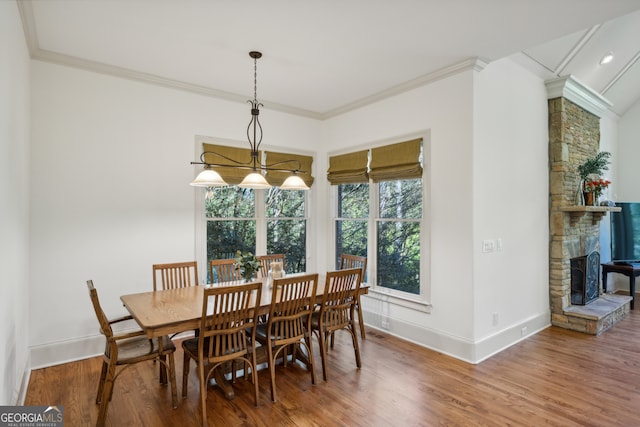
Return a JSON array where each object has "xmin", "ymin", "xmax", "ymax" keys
[
  {"xmin": 280, "ymin": 174, "xmax": 310, "ymax": 190},
  {"xmin": 238, "ymin": 171, "xmax": 272, "ymax": 189},
  {"xmin": 190, "ymin": 168, "xmax": 228, "ymax": 187}
]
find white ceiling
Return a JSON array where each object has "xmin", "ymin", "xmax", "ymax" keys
[{"xmin": 18, "ymin": 0, "xmax": 640, "ymax": 119}]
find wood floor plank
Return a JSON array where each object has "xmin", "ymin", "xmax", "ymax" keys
[{"xmin": 25, "ymin": 310, "xmax": 640, "ymax": 426}]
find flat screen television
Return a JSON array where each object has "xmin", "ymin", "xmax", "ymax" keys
[{"xmin": 610, "ymin": 202, "xmax": 640, "ymax": 263}]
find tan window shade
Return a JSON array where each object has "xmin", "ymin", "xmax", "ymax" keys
[
  {"xmin": 327, "ymin": 150, "xmax": 369, "ymax": 185},
  {"xmin": 369, "ymin": 138, "xmax": 423, "ymax": 182},
  {"xmin": 264, "ymin": 151, "xmax": 314, "ymax": 187},
  {"xmin": 202, "ymin": 143, "xmax": 261, "ymax": 185}
]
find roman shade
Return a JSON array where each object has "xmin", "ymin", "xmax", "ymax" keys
[
  {"xmin": 202, "ymin": 143, "xmax": 260, "ymax": 185},
  {"xmin": 326, "ymin": 150, "xmax": 369, "ymax": 185},
  {"xmin": 265, "ymin": 151, "xmax": 314, "ymax": 187},
  {"xmin": 369, "ymin": 138, "xmax": 422, "ymax": 182}
]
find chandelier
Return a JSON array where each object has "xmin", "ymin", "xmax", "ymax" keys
[{"xmin": 190, "ymin": 51, "xmax": 309, "ymax": 191}]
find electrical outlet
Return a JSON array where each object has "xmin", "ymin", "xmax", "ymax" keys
[
  {"xmin": 521, "ymin": 326, "xmax": 528, "ymax": 336},
  {"xmin": 492, "ymin": 312, "xmax": 499, "ymax": 326},
  {"xmin": 381, "ymin": 319, "xmax": 390, "ymax": 329},
  {"xmin": 496, "ymin": 238, "xmax": 502, "ymax": 252},
  {"xmin": 482, "ymin": 239, "xmax": 495, "ymax": 253}
]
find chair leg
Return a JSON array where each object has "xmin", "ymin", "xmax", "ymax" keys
[
  {"xmin": 266, "ymin": 342, "xmax": 277, "ymax": 402},
  {"xmin": 159, "ymin": 354, "xmax": 168, "ymax": 384},
  {"xmin": 198, "ymin": 360, "xmax": 208, "ymax": 427},
  {"xmin": 250, "ymin": 352, "xmax": 259, "ymax": 407},
  {"xmin": 182, "ymin": 353, "xmax": 191, "ymax": 399},
  {"xmin": 356, "ymin": 296, "xmax": 366, "ymax": 339},
  {"xmin": 318, "ymin": 328, "xmax": 329, "ymax": 381},
  {"xmin": 167, "ymin": 352, "xmax": 178, "ymax": 409},
  {"xmin": 350, "ymin": 322, "xmax": 362, "ymax": 368},
  {"xmin": 304, "ymin": 334, "xmax": 316, "ymax": 385},
  {"xmin": 97, "ymin": 361, "xmax": 116, "ymax": 427},
  {"xmin": 95, "ymin": 360, "xmax": 108, "ymax": 404}
]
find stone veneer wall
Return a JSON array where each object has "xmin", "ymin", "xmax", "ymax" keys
[{"xmin": 549, "ymin": 97, "xmax": 602, "ymax": 331}]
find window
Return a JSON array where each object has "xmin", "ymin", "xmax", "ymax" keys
[
  {"xmin": 204, "ymin": 186, "xmax": 308, "ymax": 280},
  {"xmin": 331, "ymin": 137, "xmax": 426, "ymax": 301}
]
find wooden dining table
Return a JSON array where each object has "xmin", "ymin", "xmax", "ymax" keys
[{"xmin": 120, "ymin": 274, "xmax": 368, "ymax": 399}]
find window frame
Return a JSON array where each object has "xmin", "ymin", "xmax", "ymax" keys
[
  {"xmin": 330, "ymin": 134, "xmax": 431, "ymax": 311},
  {"xmin": 194, "ymin": 137, "xmax": 313, "ymax": 282}
]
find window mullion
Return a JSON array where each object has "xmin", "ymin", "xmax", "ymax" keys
[{"xmin": 255, "ymin": 189, "xmax": 267, "ymax": 255}]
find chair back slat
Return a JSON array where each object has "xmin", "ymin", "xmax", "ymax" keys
[
  {"xmin": 199, "ymin": 282, "xmax": 261, "ymax": 362},
  {"xmin": 152, "ymin": 261, "xmax": 198, "ymax": 291},
  {"xmin": 268, "ymin": 274, "xmax": 318, "ymax": 346},
  {"xmin": 209, "ymin": 258, "xmax": 241, "ymax": 283},
  {"xmin": 339, "ymin": 254, "xmax": 367, "ymax": 282},
  {"xmin": 320, "ymin": 269, "xmax": 361, "ymax": 333}
]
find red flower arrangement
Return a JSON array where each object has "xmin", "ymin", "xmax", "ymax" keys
[{"xmin": 583, "ymin": 179, "xmax": 611, "ymax": 198}]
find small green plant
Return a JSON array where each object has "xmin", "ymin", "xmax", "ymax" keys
[
  {"xmin": 234, "ymin": 250, "xmax": 261, "ymax": 281},
  {"xmin": 577, "ymin": 151, "xmax": 611, "ymax": 181}
]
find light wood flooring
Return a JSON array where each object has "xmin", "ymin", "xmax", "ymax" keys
[{"xmin": 25, "ymin": 311, "xmax": 640, "ymax": 426}]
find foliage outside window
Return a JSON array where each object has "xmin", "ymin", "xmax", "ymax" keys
[
  {"xmin": 205, "ymin": 186, "xmax": 306, "ymax": 281},
  {"xmin": 332, "ymin": 138, "xmax": 424, "ymax": 298}
]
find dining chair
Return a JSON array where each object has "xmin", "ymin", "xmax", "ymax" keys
[
  {"xmin": 339, "ymin": 254, "xmax": 367, "ymax": 339},
  {"xmin": 254, "ymin": 273, "xmax": 318, "ymax": 402},
  {"xmin": 85, "ymin": 280, "xmax": 177, "ymax": 427},
  {"xmin": 310, "ymin": 268, "xmax": 362, "ymax": 381},
  {"xmin": 152, "ymin": 261, "xmax": 199, "ymax": 291},
  {"xmin": 257, "ymin": 254, "xmax": 285, "ymax": 278},
  {"xmin": 209, "ymin": 258, "xmax": 241, "ymax": 283},
  {"xmin": 181, "ymin": 282, "xmax": 262, "ymax": 427}
]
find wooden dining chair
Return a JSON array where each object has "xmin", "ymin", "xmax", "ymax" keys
[
  {"xmin": 254, "ymin": 273, "xmax": 318, "ymax": 402},
  {"xmin": 152, "ymin": 261, "xmax": 199, "ymax": 291},
  {"xmin": 85, "ymin": 280, "xmax": 177, "ymax": 427},
  {"xmin": 181, "ymin": 282, "xmax": 262, "ymax": 427},
  {"xmin": 209, "ymin": 258, "xmax": 241, "ymax": 283},
  {"xmin": 339, "ymin": 254, "xmax": 367, "ymax": 339},
  {"xmin": 257, "ymin": 254, "xmax": 285, "ymax": 278},
  {"xmin": 311, "ymin": 268, "xmax": 362, "ymax": 381}
]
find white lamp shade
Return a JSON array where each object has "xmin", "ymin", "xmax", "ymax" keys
[
  {"xmin": 190, "ymin": 168, "xmax": 228, "ymax": 187},
  {"xmin": 280, "ymin": 174, "xmax": 310, "ymax": 190},
  {"xmin": 238, "ymin": 171, "xmax": 272, "ymax": 189}
]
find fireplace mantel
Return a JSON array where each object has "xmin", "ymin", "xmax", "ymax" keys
[{"xmin": 558, "ymin": 206, "xmax": 621, "ymax": 225}]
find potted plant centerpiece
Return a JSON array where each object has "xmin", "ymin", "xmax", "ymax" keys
[
  {"xmin": 234, "ymin": 250, "xmax": 261, "ymax": 282},
  {"xmin": 576, "ymin": 151, "xmax": 611, "ymax": 205}
]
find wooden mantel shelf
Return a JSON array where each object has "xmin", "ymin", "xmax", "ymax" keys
[{"xmin": 558, "ymin": 206, "xmax": 621, "ymax": 225}]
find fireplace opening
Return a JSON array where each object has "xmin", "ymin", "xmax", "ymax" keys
[{"xmin": 571, "ymin": 251, "xmax": 600, "ymax": 305}]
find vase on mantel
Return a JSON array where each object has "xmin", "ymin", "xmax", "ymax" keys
[
  {"xmin": 584, "ymin": 191, "xmax": 595, "ymax": 206},
  {"xmin": 575, "ymin": 180, "xmax": 585, "ymax": 206}
]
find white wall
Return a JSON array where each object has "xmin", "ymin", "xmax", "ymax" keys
[
  {"xmin": 617, "ymin": 100, "xmax": 640, "ymax": 202},
  {"xmin": 0, "ymin": 1, "xmax": 31, "ymax": 404},
  {"xmin": 472, "ymin": 58, "xmax": 550, "ymax": 360},
  {"xmin": 29, "ymin": 61, "xmax": 321, "ymax": 367},
  {"xmin": 322, "ymin": 60, "xmax": 551, "ymax": 362}
]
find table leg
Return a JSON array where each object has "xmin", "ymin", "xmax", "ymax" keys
[
  {"xmin": 630, "ymin": 275, "xmax": 636, "ymax": 310},
  {"xmin": 602, "ymin": 271, "xmax": 608, "ymax": 294},
  {"xmin": 212, "ymin": 365, "xmax": 235, "ymax": 400}
]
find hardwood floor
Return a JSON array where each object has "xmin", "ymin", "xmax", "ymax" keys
[{"xmin": 26, "ymin": 311, "xmax": 640, "ymax": 426}]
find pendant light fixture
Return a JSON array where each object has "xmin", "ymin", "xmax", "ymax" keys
[{"xmin": 190, "ymin": 51, "xmax": 309, "ymax": 191}]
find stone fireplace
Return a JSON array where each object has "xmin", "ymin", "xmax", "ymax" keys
[{"xmin": 547, "ymin": 76, "xmax": 631, "ymax": 335}]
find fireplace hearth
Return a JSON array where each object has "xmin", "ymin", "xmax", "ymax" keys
[{"xmin": 571, "ymin": 251, "xmax": 600, "ymax": 305}]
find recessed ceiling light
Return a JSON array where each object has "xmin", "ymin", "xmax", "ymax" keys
[{"xmin": 600, "ymin": 52, "xmax": 614, "ymax": 65}]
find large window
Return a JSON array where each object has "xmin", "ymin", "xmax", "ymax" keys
[
  {"xmin": 331, "ymin": 137, "xmax": 426, "ymax": 300},
  {"xmin": 205, "ymin": 186, "xmax": 307, "ymax": 280}
]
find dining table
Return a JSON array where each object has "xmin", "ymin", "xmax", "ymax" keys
[{"xmin": 120, "ymin": 273, "xmax": 368, "ymax": 399}]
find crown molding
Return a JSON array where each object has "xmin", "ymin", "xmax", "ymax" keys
[
  {"xmin": 545, "ymin": 75, "xmax": 613, "ymax": 117},
  {"xmin": 18, "ymin": 0, "xmax": 487, "ymax": 121},
  {"xmin": 322, "ymin": 57, "xmax": 489, "ymax": 119}
]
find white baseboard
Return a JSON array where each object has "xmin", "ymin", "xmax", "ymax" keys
[
  {"xmin": 364, "ymin": 309, "xmax": 550, "ymax": 364},
  {"xmin": 30, "ymin": 334, "xmax": 105, "ymax": 370}
]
